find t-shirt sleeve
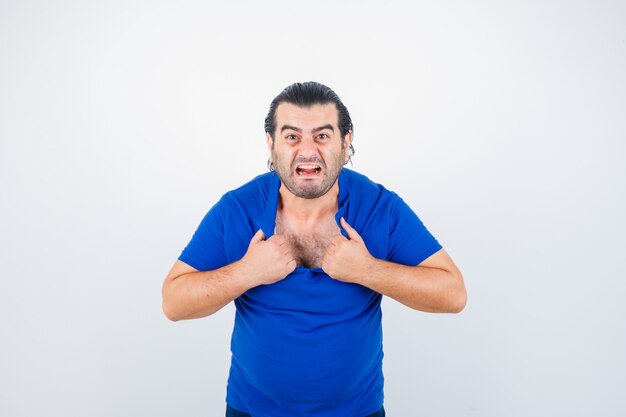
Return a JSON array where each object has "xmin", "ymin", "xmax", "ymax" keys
[
  {"xmin": 178, "ymin": 196, "xmax": 230, "ymax": 271},
  {"xmin": 387, "ymin": 195, "xmax": 442, "ymax": 266}
]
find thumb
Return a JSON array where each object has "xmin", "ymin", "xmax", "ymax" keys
[
  {"xmin": 251, "ymin": 228, "xmax": 266, "ymax": 243},
  {"xmin": 340, "ymin": 217, "xmax": 362, "ymax": 242}
]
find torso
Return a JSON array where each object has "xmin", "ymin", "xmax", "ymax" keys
[{"xmin": 275, "ymin": 211, "xmax": 341, "ymax": 269}]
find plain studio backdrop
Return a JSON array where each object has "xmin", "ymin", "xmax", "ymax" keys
[{"xmin": 1, "ymin": 1, "xmax": 624, "ymax": 416}]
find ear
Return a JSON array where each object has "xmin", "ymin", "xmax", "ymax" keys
[
  {"xmin": 343, "ymin": 130, "xmax": 353, "ymax": 163},
  {"xmin": 266, "ymin": 132, "xmax": 273, "ymax": 151}
]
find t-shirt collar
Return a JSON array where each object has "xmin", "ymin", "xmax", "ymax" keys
[{"xmin": 254, "ymin": 169, "xmax": 351, "ymax": 239}]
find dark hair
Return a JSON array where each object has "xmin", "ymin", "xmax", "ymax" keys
[{"xmin": 264, "ymin": 81, "xmax": 355, "ymax": 164}]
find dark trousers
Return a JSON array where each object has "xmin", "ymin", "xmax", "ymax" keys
[{"xmin": 226, "ymin": 404, "xmax": 385, "ymax": 417}]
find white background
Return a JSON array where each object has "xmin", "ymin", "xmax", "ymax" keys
[{"xmin": 1, "ymin": 1, "xmax": 625, "ymax": 416}]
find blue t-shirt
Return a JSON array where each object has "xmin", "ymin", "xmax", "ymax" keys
[{"xmin": 179, "ymin": 168, "xmax": 442, "ymax": 417}]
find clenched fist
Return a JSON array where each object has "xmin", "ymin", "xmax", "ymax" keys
[
  {"xmin": 238, "ymin": 229, "xmax": 297, "ymax": 286},
  {"xmin": 321, "ymin": 217, "xmax": 375, "ymax": 284}
]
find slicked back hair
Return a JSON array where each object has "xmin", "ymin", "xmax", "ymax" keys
[{"xmin": 264, "ymin": 82, "xmax": 355, "ymax": 164}]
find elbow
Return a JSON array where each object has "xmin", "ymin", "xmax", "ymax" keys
[
  {"xmin": 447, "ymin": 270, "xmax": 467, "ymax": 314},
  {"xmin": 161, "ymin": 283, "xmax": 181, "ymax": 322},
  {"xmin": 162, "ymin": 294, "xmax": 181, "ymax": 322},
  {"xmin": 448, "ymin": 289, "xmax": 467, "ymax": 313},
  {"xmin": 162, "ymin": 301, "xmax": 181, "ymax": 322},
  {"xmin": 446, "ymin": 271, "xmax": 467, "ymax": 314},
  {"xmin": 161, "ymin": 283, "xmax": 220, "ymax": 321}
]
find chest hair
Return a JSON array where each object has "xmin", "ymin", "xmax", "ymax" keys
[{"xmin": 276, "ymin": 215, "xmax": 340, "ymax": 269}]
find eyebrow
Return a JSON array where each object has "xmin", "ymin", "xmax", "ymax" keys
[
  {"xmin": 312, "ymin": 124, "xmax": 335, "ymax": 133},
  {"xmin": 280, "ymin": 124, "xmax": 335, "ymax": 134}
]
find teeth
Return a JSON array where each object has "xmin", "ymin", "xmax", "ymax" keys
[{"xmin": 297, "ymin": 164, "xmax": 320, "ymax": 169}]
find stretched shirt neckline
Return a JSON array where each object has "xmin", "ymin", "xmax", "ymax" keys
[{"xmin": 253, "ymin": 169, "xmax": 352, "ymax": 241}]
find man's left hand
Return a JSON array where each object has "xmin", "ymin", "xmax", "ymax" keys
[{"xmin": 321, "ymin": 217, "xmax": 375, "ymax": 283}]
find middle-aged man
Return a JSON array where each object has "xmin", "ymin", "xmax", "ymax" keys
[{"xmin": 162, "ymin": 81, "xmax": 467, "ymax": 417}]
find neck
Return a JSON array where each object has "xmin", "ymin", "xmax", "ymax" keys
[{"xmin": 278, "ymin": 181, "xmax": 339, "ymax": 223}]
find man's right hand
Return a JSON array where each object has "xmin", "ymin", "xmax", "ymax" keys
[
  {"xmin": 162, "ymin": 229, "xmax": 296, "ymax": 321},
  {"xmin": 238, "ymin": 229, "xmax": 297, "ymax": 286}
]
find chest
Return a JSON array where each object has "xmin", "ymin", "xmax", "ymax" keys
[{"xmin": 275, "ymin": 214, "xmax": 340, "ymax": 269}]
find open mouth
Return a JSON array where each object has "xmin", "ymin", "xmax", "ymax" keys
[{"xmin": 295, "ymin": 164, "xmax": 322, "ymax": 176}]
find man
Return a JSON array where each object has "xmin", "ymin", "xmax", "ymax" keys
[{"xmin": 162, "ymin": 82, "xmax": 467, "ymax": 417}]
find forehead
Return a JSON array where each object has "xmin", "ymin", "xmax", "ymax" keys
[{"xmin": 275, "ymin": 102, "xmax": 339, "ymax": 129}]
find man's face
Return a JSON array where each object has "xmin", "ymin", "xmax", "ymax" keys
[{"xmin": 267, "ymin": 102, "xmax": 352, "ymax": 199}]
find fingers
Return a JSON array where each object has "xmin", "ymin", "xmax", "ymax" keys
[
  {"xmin": 321, "ymin": 259, "xmax": 329, "ymax": 272},
  {"xmin": 251, "ymin": 229, "xmax": 266, "ymax": 242},
  {"xmin": 329, "ymin": 232, "xmax": 346, "ymax": 248},
  {"xmin": 286, "ymin": 259, "xmax": 297, "ymax": 272},
  {"xmin": 268, "ymin": 234, "xmax": 291, "ymax": 252},
  {"xmin": 270, "ymin": 234, "xmax": 286, "ymax": 244},
  {"xmin": 340, "ymin": 217, "xmax": 362, "ymax": 242},
  {"xmin": 254, "ymin": 231, "xmax": 288, "ymax": 245},
  {"xmin": 266, "ymin": 233, "xmax": 294, "ymax": 261}
]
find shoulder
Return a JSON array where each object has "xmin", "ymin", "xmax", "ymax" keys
[
  {"xmin": 203, "ymin": 172, "xmax": 278, "ymax": 221},
  {"xmin": 222, "ymin": 172, "xmax": 280, "ymax": 205},
  {"xmin": 227, "ymin": 171, "xmax": 277, "ymax": 200},
  {"xmin": 341, "ymin": 168, "xmax": 400, "ymax": 205}
]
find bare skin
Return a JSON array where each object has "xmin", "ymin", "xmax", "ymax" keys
[
  {"xmin": 322, "ymin": 217, "xmax": 466, "ymax": 313},
  {"xmin": 275, "ymin": 202, "xmax": 340, "ymax": 268},
  {"xmin": 162, "ymin": 103, "xmax": 466, "ymax": 321}
]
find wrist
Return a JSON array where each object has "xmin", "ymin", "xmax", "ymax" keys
[
  {"xmin": 230, "ymin": 259, "xmax": 259, "ymax": 293},
  {"xmin": 358, "ymin": 257, "xmax": 384, "ymax": 288}
]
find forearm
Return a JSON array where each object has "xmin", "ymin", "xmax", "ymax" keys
[
  {"xmin": 163, "ymin": 231, "xmax": 299, "ymax": 321},
  {"xmin": 162, "ymin": 260, "xmax": 254, "ymax": 321},
  {"xmin": 359, "ymin": 258, "xmax": 466, "ymax": 313}
]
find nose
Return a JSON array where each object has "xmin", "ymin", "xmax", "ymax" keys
[{"xmin": 295, "ymin": 137, "xmax": 321, "ymax": 160}]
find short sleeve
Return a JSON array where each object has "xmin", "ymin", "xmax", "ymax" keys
[
  {"xmin": 178, "ymin": 196, "xmax": 230, "ymax": 271},
  {"xmin": 387, "ymin": 195, "xmax": 442, "ymax": 266}
]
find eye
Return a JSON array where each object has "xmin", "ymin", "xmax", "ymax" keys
[
  {"xmin": 286, "ymin": 134, "xmax": 297, "ymax": 141},
  {"xmin": 317, "ymin": 133, "xmax": 329, "ymax": 140}
]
